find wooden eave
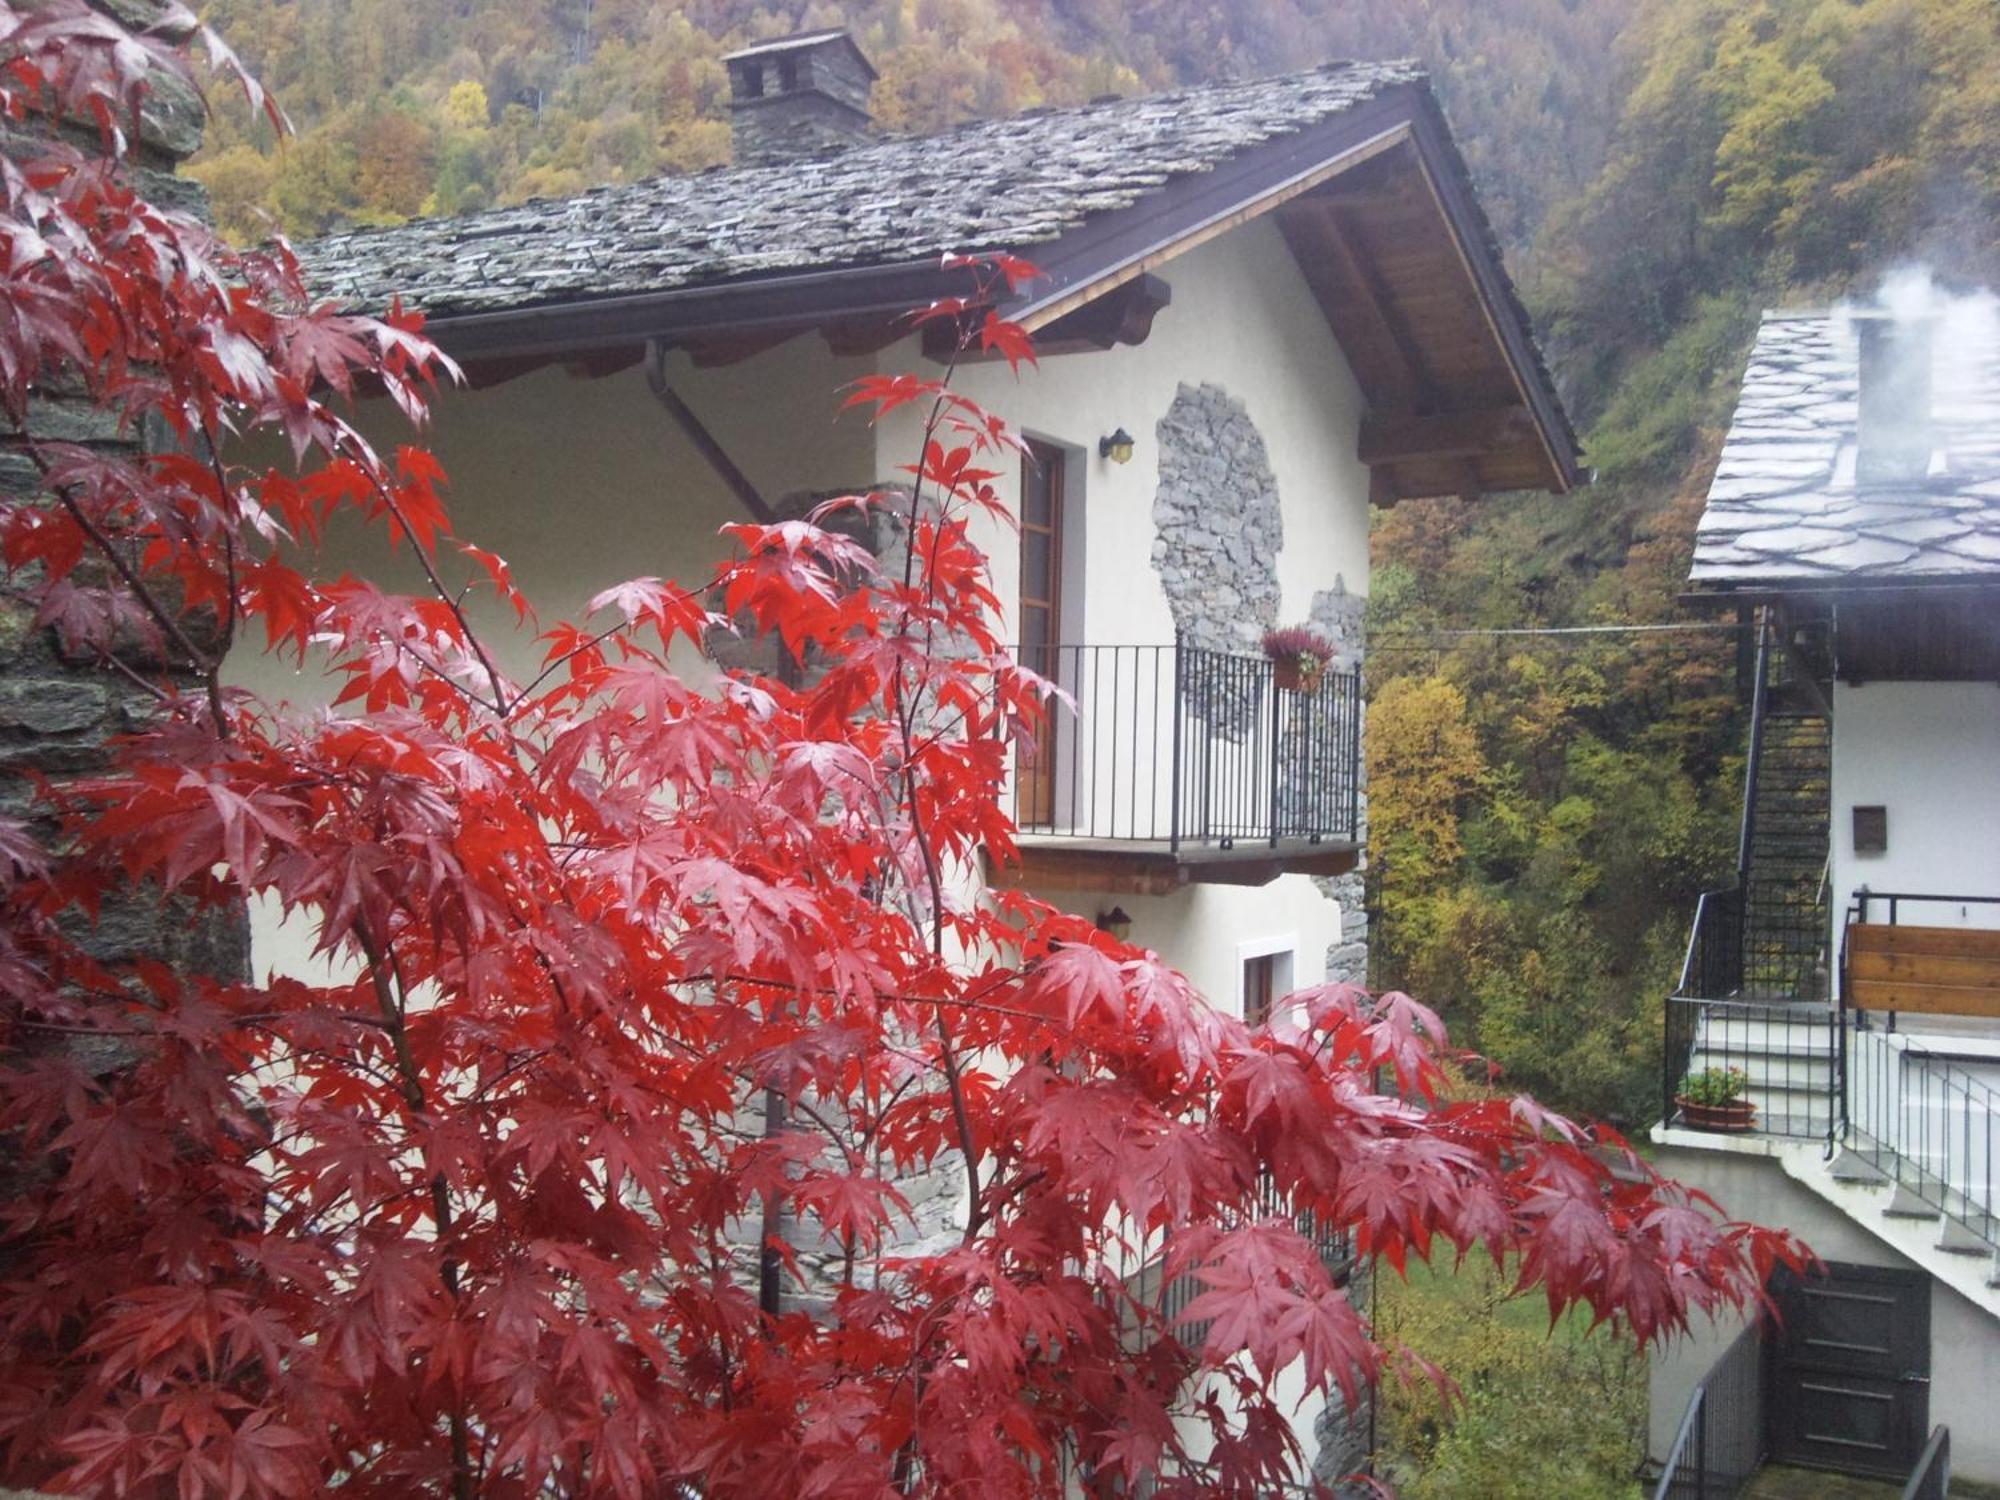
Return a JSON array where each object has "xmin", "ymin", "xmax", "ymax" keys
[
  {"xmin": 1682, "ymin": 579, "xmax": 2000, "ymax": 683},
  {"xmin": 416, "ymin": 82, "xmax": 1579, "ymax": 501}
]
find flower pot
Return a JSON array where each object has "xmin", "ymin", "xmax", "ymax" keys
[
  {"xmin": 1675, "ymin": 1095, "xmax": 1756, "ymax": 1132},
  {"xmin": 1273, "ymin": 660, "xmax": 1327, "ymax": 694}
]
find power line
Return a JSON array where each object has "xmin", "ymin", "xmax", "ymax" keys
[{"xmin": 1371, "ymin": 620, "xmax": 1744, "ymax": 649}]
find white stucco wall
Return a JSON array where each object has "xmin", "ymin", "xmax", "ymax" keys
[
  {"xmin": 231, "ymin": 335, "xmax": 882, "ymax": 981},
  {"xmin": 1831, "ymin": 679, "xmax": 2000, "ymax": 937},
  {"xmin": 870, "ymin": 220, "xmax": 1370, "ymax": 1021},
  {"xmin": 1646, "ymin": 1144, "xmax": 2000, "ymax": 1484}
]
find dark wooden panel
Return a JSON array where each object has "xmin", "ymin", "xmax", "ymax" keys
[
  {"xmin": 1848, "ymin": 978, "xmax": 2000, "ymax": 1018},
  {"xmin": 1850, "ymin": 924, "xmax": 2000, "ymax": 961},
  {"xmin": 1849, "ymin": 946, "xmax": 2000, "ymax": 989},
  {"xmin": 1848, "ymin": 924, "xmax": 2000, "ymax": 1011},
  {"xmin": 1770, "ymin": 1261, "xmax": 1929, "ymax": 1481}
]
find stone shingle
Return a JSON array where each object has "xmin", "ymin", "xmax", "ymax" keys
[
  {"xmin": 1691, "ymin": 310, "xmax": 2000, "ymax": 586},
  {"xmin": 303, "ymin": 62, "xmax": 1427, "ymax": 318}
]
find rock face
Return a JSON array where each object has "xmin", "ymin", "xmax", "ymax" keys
[
  {"xmin": 1, "ymin": 2, "xmax": 246, "ymax": 1255},
  {"xmin": 1150, "ymin": 382, "xmax": 1285, "ymax": 656}
]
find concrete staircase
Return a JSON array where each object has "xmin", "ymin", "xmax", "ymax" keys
[
  {"xmin": 1781, "ymin": 1141, "xmax": 2000, "ymax": 1318},
  {"xmin": 1683, "ymin": 1002, "xmax": 1838, "ymax": 1139},
  {"xmin": 1676, "ymin": 1003, "xmax": 2000, "ymax": 1315}
]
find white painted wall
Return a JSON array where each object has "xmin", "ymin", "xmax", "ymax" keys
[
  {"xmin": 1646, "ymin": 1144, "xmax": 2000, "ymax": 1484},
  {"xmin": 230, "ymin": 335, "xmax": 882, "ymax": 980},
  {"xmin": 870, "ymin": 220, "xmax": 1369, "ymax": 1018},
  {"xmin": 1832, "ymin": 679, "xmax": 2000, "ymax": 936}
]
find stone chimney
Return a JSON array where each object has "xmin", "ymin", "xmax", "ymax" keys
[
  {"xmin": 1854, "ymin": 311, "xmax": 1936, "ymax": 486},
  {"xmin": 722, "ymin": 30, "xmax": 876, "ymax": 167}
]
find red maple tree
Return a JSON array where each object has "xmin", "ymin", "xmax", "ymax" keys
[{"xmin": 0, "ymin": 6, "xmax": 1805, "ymax": 1497}]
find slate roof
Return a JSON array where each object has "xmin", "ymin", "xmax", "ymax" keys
[
  {"xmin": 303, "ymin": 60, "xmax": 1426, "ymax": 319},
  {"xmin": 1691, "ymin": 309, "xmax": 2000, "ymax": 589}
]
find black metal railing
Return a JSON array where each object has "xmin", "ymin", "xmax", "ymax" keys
[
  {"xmin": 1676, "ymin": 887, "xmax": 1747, "ymax": 1003},
  {"xmin": 1651, "ymin": 1321, "xmax": 1765, "ymax": 1500},
  {"xmin": 1834, "ymin": 892, "xmax": 2000, "ymax": 1253},
  {"xmin": 1140, "ymin": 1176, "xmax": 1354, "ymax": 1349},
  {"xmin": 1843, "ymin": 1028, "xmax": 1999, "ymax": 1251},
  {"xmin": 1010, "ymin": 639, "xmax": 1361, "ymax": 851},
  {"xmin": 1850, "ymin": 890, "xmax": 2000, "ymax": 929},
  {"xmin": 1663, "ymin": 994, "xmax": 1836, "ymax": 1140},
  {"xmin": 1901, "ymin": 1425, "xmax": 1950, "ymax": 1500}
]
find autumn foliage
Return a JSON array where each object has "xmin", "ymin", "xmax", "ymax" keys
[{"xmin": 0, "ymin": 7, "xmax": 1804, "ymax": 1498}]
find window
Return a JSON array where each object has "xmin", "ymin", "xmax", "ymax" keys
[
  {"xmin": 1240, "ymin": 944, "xmax": 1295, "ymax": 1028},
  {"xmin": 1244, "ymin": 953, "xmax": 1278, "ymax": 1028},
  {"xmin": 778, "ymin": 55, "xmax": 800, "ymax": 92},
  {"xmin": 741, "ymin": 61, "xmax": 765, "ymax": 97}
]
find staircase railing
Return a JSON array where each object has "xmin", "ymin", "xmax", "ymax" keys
[
  {"xmin": 1734, "ymin": 617, "xmax": 1771, "ymax": 894},
  {"xmin": 1663, "ymin": 993, "xmax": 1835, "ymax": 1140},
  {"xmin": 1835, "ymin": 893, "xmax": 2000, "ymax": 1253},
  {"xmin": 1651, "ymin": 1320, "xmax": 1765, "ymax": 1500},
  {"xmin": 1900, "ymin": 1426, "xmax": 1950, "ymax": 1500},
  {"xmin": 1133, "ymin": 1174, "xmax": 1354, "ymax": 1349},
  {"xmin": 1842, "ymin": 1025, "xmax": 1999, "ymax": 1252}
]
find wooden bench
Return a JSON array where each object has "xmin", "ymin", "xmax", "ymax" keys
[{"xmin": 1846, "ymin": 922, "xmax": 2000, "ymax": 1018}]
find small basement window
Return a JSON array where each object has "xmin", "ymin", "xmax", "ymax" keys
[{"xmin": 1242, "ymin": 946, "xmax": 1295, "ymax": 1028}]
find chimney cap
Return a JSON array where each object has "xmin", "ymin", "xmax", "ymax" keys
[{"xmin": 721, "ymin": 28, "xmax": 878, "ymax": 82}]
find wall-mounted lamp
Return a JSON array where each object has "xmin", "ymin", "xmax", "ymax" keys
[
  {"xmin": 1098, "ymin": 428, "xmax": 1136, "ymax": 465},
  {"xmin": 1095, "ymin": 905, "xmax": 1134, "ymax": 942}
]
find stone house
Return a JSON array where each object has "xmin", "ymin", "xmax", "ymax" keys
[
  {"xmin": 270, "ymin": 28, "xmax": 1578, "ymax": 1487},
  {"xmin": 1648, "ymin": 294, "xmax": 2000, "ymax": 1492}
]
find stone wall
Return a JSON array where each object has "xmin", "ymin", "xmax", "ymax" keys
[
  {"xmin": 1309, "ymin": 1258, "xmax": 1376, "ymax": 1490},
  {"xmin": 1310, "ymin": 580, "xmax": 1368, "ymax": 986},
  {"xmin": 1150, "ymin": 382, "xmax": 1284, "ymax": 656},
  {"xmin": 1, "ymin": 5, "xmax": 242, "ymax": 969}
]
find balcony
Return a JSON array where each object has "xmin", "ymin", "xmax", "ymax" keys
[
  {"xmin": 1662, "ymin": 890, "xmax": 2000, "ymax": 1278},
  {"xmin": 989, "ymin": 640, "xmax": 1363, "ymax": 895}
]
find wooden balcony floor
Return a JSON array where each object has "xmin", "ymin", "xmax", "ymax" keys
[{"xmin": 988, "ymin": 834, "xmax": 1359, "ymax": 895}]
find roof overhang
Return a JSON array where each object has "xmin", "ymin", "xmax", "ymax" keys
[{"xmin": 412, "ymin": 82, "xmax": 1580, "ymax": 499}]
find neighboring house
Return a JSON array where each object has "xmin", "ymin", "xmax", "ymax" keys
[
  {"xmin": 279, "ymin": 30, "xmax": 1579, "ymax": 1487},
  {"xmin": 1648, "ymin": 299, "xmax": 2000, "ymax": 1494}
]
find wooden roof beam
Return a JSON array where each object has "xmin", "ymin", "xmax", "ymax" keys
[
  {"xmin": 1277, "ymin": 197, "xmax": 1433, "ymax": 412},
  {"xmin": 922, "ymin": 273, "xmax": 1174, "ymax": 364},
  {"xmin": 1359, "ymin": 403, "xmax": 1534, "ymax": 465}
]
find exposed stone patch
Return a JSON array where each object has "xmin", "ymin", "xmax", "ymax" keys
[
  {"xmin": 1307, "ymin": 579, "xmax": 1369, "ymax": 984},
  {"xmin": 1309, "ymin": 1257, "xmax": 1376, "ymax": 1490},
  {"xmin": 1151, "ymin": 382, "xmax": 1284, "ymax": 656}
]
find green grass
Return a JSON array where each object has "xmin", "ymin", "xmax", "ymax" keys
[{"xmin": 1373, "ymin": 1254, "xmax": 1648, "ymax": 1500}]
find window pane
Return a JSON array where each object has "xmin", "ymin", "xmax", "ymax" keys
[
  {"xmin": 1022, "ymin": 528, "xmax": 1053, "ymax": 599},
  {"xmin": 1021, "ymin": 605, "xmax": 1049, "ymax": 654},
  {"xmin": 1022, "ymin": 462, "xmax": 1053, "ymax": 527}
]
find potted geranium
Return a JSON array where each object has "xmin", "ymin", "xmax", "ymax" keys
[
  {"xmin": 1675, "ymin": 1066, "xmax": 1756, "ymax": 1131},
  {"xmin": 1261, "ymin": 625, "xmax": 1336, "ymax": 693}
]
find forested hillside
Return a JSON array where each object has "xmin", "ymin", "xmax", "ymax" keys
[
  {"xmin": 188, "ymin": 0, "xmax": 1631, "ymax": 249},
  {"xmin": 188, "ymin": 0, "xmax": 2000, "ymax": 1125},
  {"xmin": 1369, "ymin": 0, "xmax": 2000, "ymax": 1125}
]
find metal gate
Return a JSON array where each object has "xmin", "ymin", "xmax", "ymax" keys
[{"xmin": 1768, "ymin": 1261, "xmax": 1929, "ymax": 1479}]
